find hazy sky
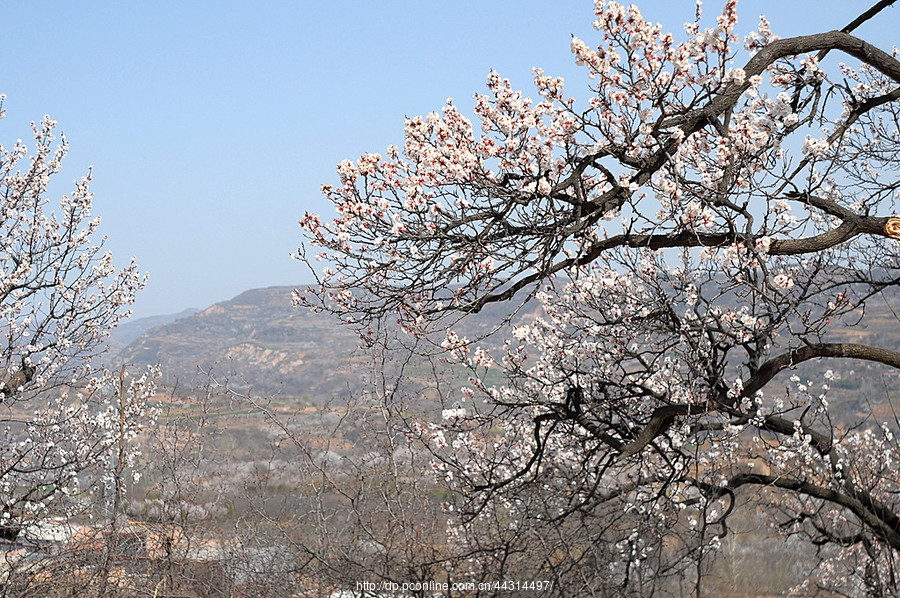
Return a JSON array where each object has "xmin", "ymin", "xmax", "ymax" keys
[{"xmin": 0, "ymin": 1, "xmax": 892, "ymax": 318}]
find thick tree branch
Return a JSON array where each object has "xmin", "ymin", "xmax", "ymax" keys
[
  {"xmin": 616, "ymin": 404, "xmax": 708, "ymax": 459},
  {"xmin": 607, "ymin": 342, "xmax": 900, "ymax": 461},
  {"xmin": 817, "ymin": 0, "xmax": 898, "ymax": 62},
  {"xmin": 665, "ymin": 31, "xmax": 900, "ymax": 134},
  {"xmin": 725, "ymin": 473, "xmax": 900, "ymax": 550},
  {"xmin": 462, "ymin": 214, "xmax": 895, "ymax": 313},
  {"xmin": 743, "ymin": 342, "xmax": 900, "ymax": 398}
]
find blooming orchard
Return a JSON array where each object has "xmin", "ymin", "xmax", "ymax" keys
[{"xmin": 301, "ymin": 1, "xmax": 900, "ymax": 594}]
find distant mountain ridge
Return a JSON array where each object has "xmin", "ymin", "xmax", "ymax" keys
[
  {"xmin": 115, "ymin": 286, "xmax": 361, "ymax": 397},
  {"xmin": 108, "ymin": 308, "xmax": 201, "ymax": 351},
  {"xmin": 113, "ymin": 284, "xmax": 542, "ymax": 399},
  {"xmin": 114, "ymin": 284, "xmax": 900, "ymax": 419}
]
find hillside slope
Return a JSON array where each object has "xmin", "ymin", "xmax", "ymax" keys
[
  {"xmin": 117, "ymin": 286, "xmax": 360, "ymax": 397},
  {"xmin": 116, "ymin": 284, "xmax": 900, "ymax": 418}
]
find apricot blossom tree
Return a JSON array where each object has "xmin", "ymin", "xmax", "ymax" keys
[
  {"xmin": 300, "ymin": 1, "xmax": 900, "ymax": 594},
  {"xmin": 0, "ymin": 97, "xmax": 151, "ymax": 543}
]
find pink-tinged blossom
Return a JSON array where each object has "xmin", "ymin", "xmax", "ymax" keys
[
  {"xmin": 442, "ymin": 408, "xmax": 467, "ymax": 421},
  {"xmin": 802, "ymin": 134, "xmax": 831, "ymax": 156},
  {"xmin": 773, "ymin": 273, "xmax": 794, "ymax": 289}
]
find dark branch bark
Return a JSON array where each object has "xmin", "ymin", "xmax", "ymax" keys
[
  {"xmin": 725, "ymin": 473, "xmax": 900, "ymax": 550},
  {"xmin": 817, "ymin": 0, "xmax": 898, "ymax": 62},
  {"xmin": 666, "ymin": 31, "xmax": 900, "ymax": 134},
  {"xmin": 743, "ymin": 342, "xmax": 900, "ymax": 398},
  {"xmin": 604, "ymin": 342, "xmax": 900, "ymax": 461},
  {"xmin": 760, "ymin": 414, "xmax": 833, "ymax": 455},
  {"xmin": 616, "ymin": 404, "xmax": 708, "ymax": 459},
  {"xmin": 462, "ymin": 213, "xmax": 893, "ymax": 313}
]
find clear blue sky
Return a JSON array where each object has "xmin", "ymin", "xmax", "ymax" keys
[{"xmin": 0, "ymin": 1, "xmax": 892, "ymax": 318}]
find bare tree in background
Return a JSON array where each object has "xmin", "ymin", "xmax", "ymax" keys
[{"xmin": 299, "ymin": 0, "xmax": 900, "ymax": 594}]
